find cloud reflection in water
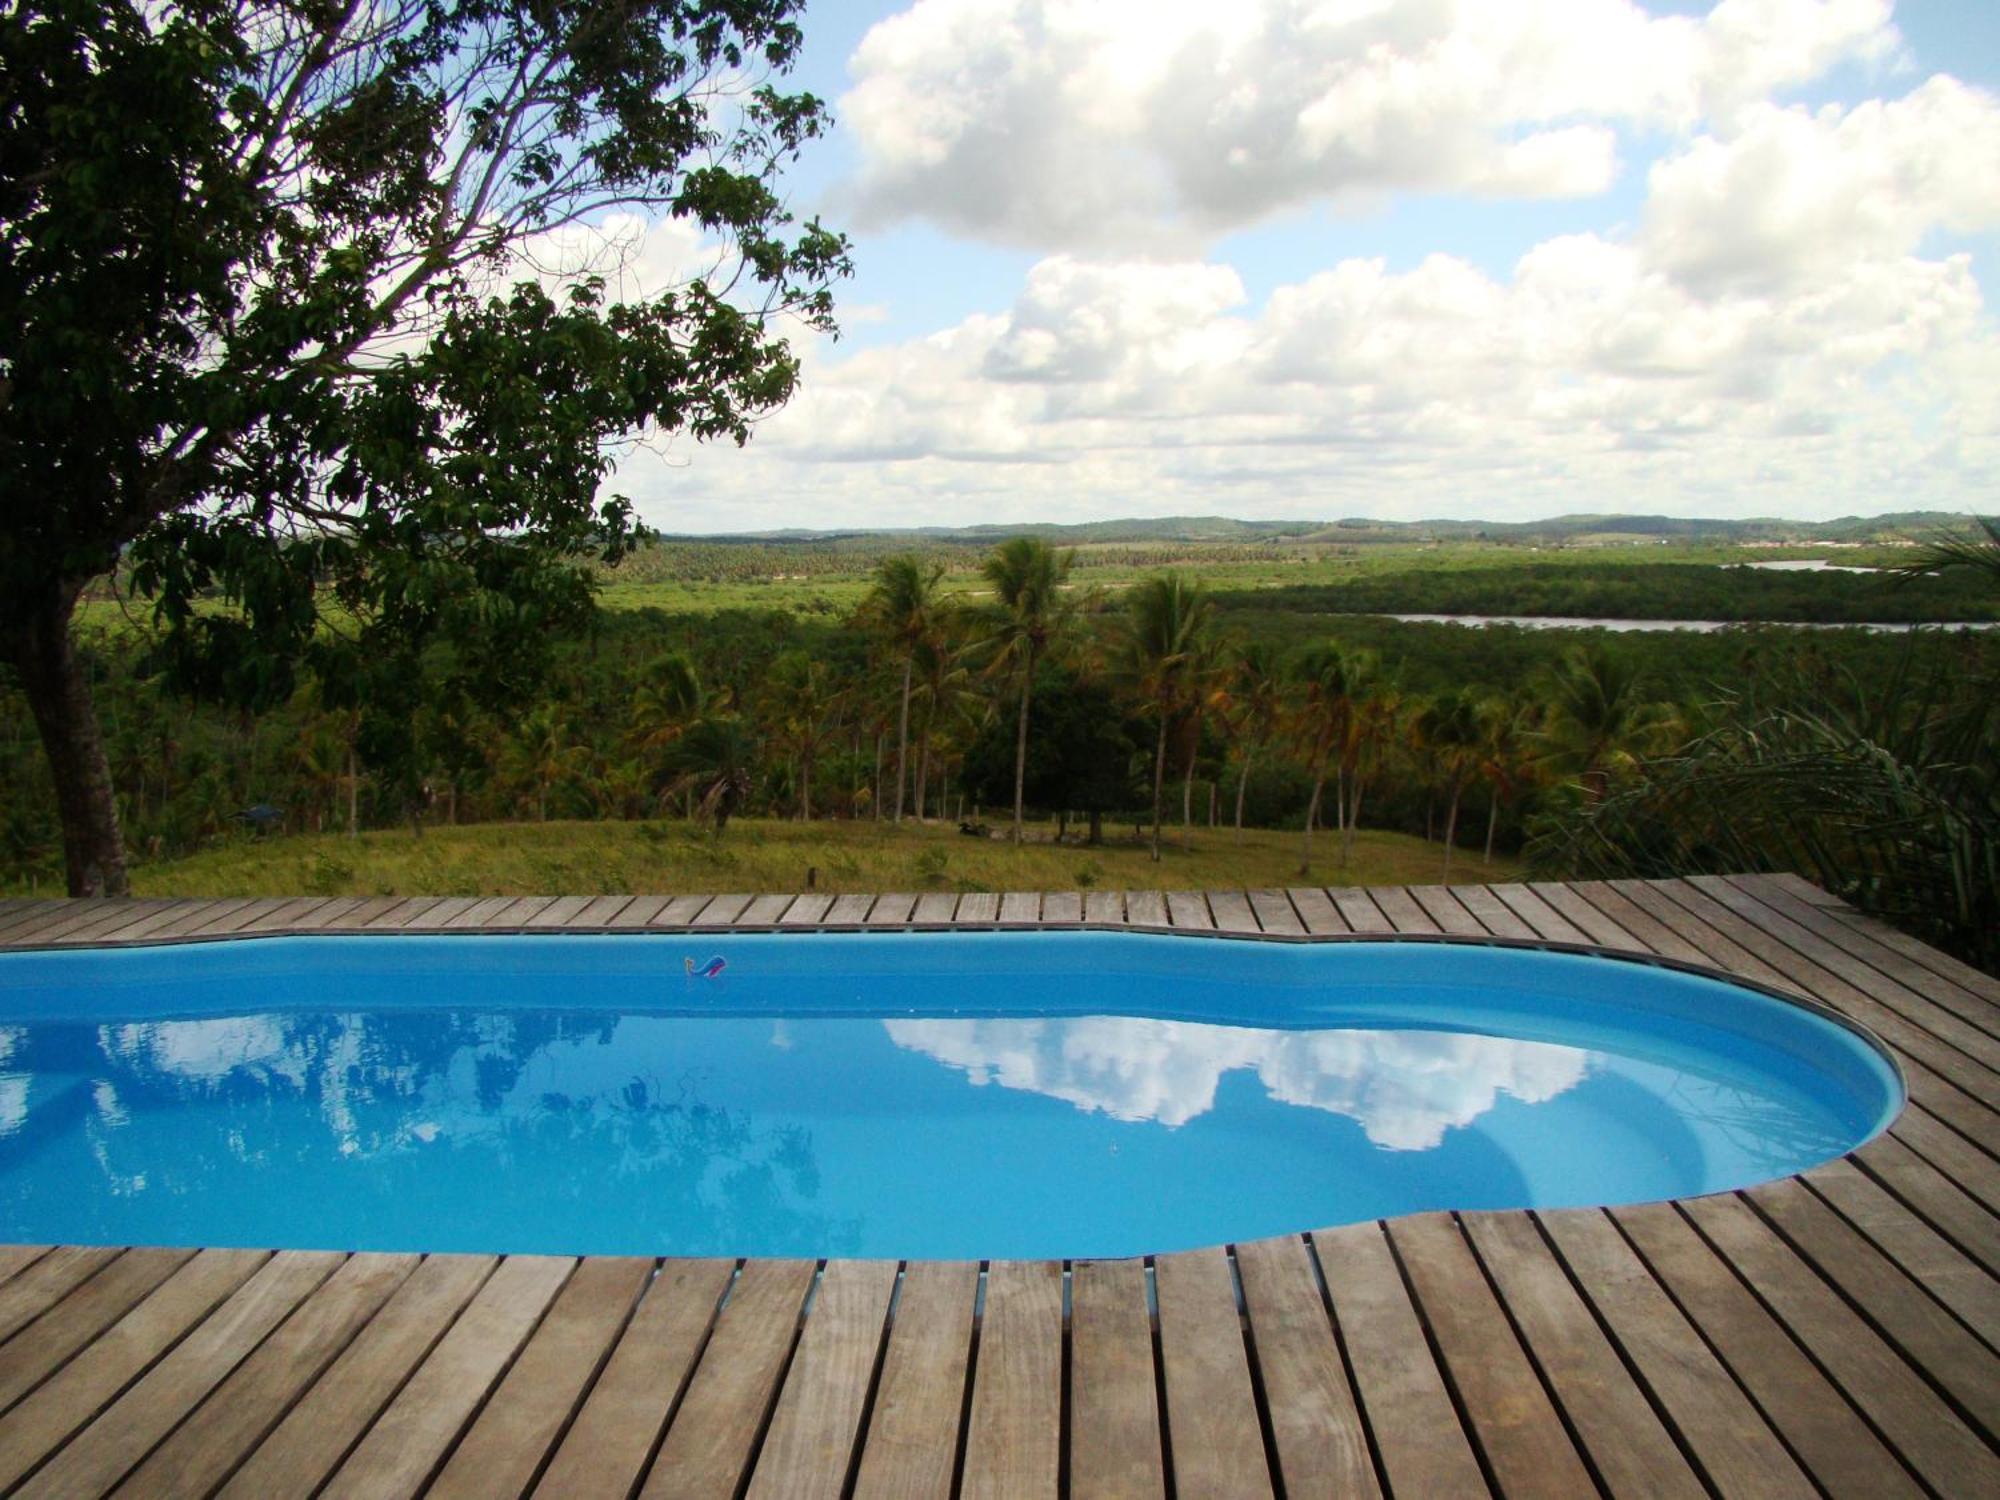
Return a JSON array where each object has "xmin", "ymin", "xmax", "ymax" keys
[{"xmin": 883, "ymin": 1016, "xmax": 1592, "ymax": 1150}]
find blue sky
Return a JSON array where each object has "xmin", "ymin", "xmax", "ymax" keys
[{"xmin": 609, "ymin": 1, "xmax": 2000, "ymax": 532}]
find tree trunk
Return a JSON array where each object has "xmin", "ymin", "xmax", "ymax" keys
[
  {"xmin": 801, "ymin": 749, "xmax": 813, "ymax": 822},
  {"xmin": 9, "ymin": 586, "xmax": 130, "ymax": 896},
  {"xmin": 1484, "ymin": 794, "xmax": 1499, "ymax": 863},
  {"xmin": 1011, "ymin": 646, "xmax": 1034, "ymax": 844},
  {"xmin": 346, "ymin": 742, "xmax": 359, "ymax": 838},
  {"xmin": 1234, "ymin": 752, "xmax": 1252, "ymax": 844},
  {"xmin": 1208, "ymin": 780, "xmax": 1217, "ymax": 828},
  {"xmin": 915, "ymin": 725, "xmax": 932, "ymax": 822},
  {"xmin": 1298, "ymin": 760, "xmax": 1325, "ymax": 878},
  {"xmin": 872, "ymin": 732, "xmax": 883, "ymax": 820},
  {"xmin": 1088, "ymin": 808, "xmax": 1103, "ymax": 845},
  {"xmin": 1149, "ymin": 714, "xmax": 1168, "ymax": 862},
  {"xmin": 894, "ymin": 653, "xmax": 912, "ymax": 824},
  {"xmin": 1343, "ymin": 776, "xmax": 1364, "ymax": 863},
  {"xmin": 1180, "ymin": 746, "xmax": 1195, "ymax": 851},
  {"xmin": 1442, "ymin": 781, "xmax": 1463, "ymax": 882}
]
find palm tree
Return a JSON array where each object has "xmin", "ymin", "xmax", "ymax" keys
[
  {"xmin": 658, "ymin": 716, "xmax": 758, "ymax": 837},
  {"xmin": 1222, "ymin": 640, "xmax": 1284, "ymax": 844},
  {"xmin": 1288, "ymin": 644, "xmax": 1367, "ymax": 877},
  {"xmin": 1536, "ymin": 646, "xmax": 1681, "ymax": 801},
  {"xmin": 1339, "ymin": 676, "xmax": 1395, "ymax": 865},
  {"xmin": 1414, "ymin": 689, "xmax": 1484, "ymax": 881},
  {"xmin": 1896, "ymin": 514, "xmax": 2000, "ymax": 585},
  {"xmin": 910, "ymin": 624, "xmax": 976, "ymax": 821},
  {"xmin": 1123, "ymin": 573, "xmax": 1213, "ymax": 861},
  {"xmin": 759, "ymin": 651, "xmax": 841, "ymax": 821},
  {"xmin": 501, "ymin": 707, "xmax": 587, "ymax": 822},
  {"xmin": 981, "ymin": 537, "xmax": 1075, "ymax": 844},
  {"xmin": 861, "ymin": 555, "xmax": 948, "ymax": 824},
  {"xmin": 1476, "ymin": 695, "xmax": 1539, "ymax": 864}
]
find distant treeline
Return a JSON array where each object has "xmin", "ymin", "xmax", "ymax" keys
[{"xmin": 1227, "ymin": 562, "xmax": 2000, "ymax": 623}]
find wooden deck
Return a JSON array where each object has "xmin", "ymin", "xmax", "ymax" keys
[{"xmin": 0, "ymin": 873, "xmax": 1994, "ymax": 1497}]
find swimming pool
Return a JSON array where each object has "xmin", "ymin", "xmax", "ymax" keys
[{"xmin": 0, "ymin": 931, "xmax": 1901, "ymax": 1259}]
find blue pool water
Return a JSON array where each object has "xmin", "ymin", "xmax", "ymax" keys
[{"xmin": 0, "ymin": 932, "xmax": 1900, "ymax": 1259}]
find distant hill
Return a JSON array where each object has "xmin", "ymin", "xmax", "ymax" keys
[{"xmin": 658, "ymin": 511, "xmax": 1974, "ymax": 548}]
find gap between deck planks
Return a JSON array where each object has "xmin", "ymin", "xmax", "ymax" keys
[{"xmin": 0, "ymin": 875, "xmax": 1994, "ymax": 1498}]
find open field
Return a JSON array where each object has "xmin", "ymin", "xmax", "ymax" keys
[{"xmin": 107, "ymin": 817, "xmax": 1523, "ymax": 900}]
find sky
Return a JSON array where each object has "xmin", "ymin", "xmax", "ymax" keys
[{"xmin": 602, "ymin": 0, "xmax": 2000, "ymax": 533}]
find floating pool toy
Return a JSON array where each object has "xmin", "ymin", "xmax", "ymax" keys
[{"xmin": 685, "ymin": 956, "xmax": 726, "ymax": 978}]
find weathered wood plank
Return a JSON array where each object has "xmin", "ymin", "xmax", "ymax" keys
[
  {"xmin": 1537, "ymin": 1208, "xmax": 1814, "ymax": 1499},
  {"xmin": 1367, "ymin": 886, "xmax": 1440, "ymax": 935},
  {"xmin": 1723, "ymin": 874, "xmax": 2000, "ymax": 1036},
  {"xmin": 654, "ymin": 893, "xmax": 718, "ymax": 926},
  {"xmin": 780, "ymin": 893, "xmax": 837, "ymax": 927},
  {"xmin": 1165, "ymin": 890, "xmax": 1215, "ymax": 930},
  {"xmin": 1609, "ymin": 1200, "xmax": 1919, "ymax": 1500},
  {"xmin": 1041, "ymin": 891, "xmax": 1084, "ymax": 924},
  {"xmin": 1153, "ymin": 1248, "xmax": 1272, "ymax": 1500},
  {"xmin": 850, "ymin": 1261, "xmax": 979, "ymax": 1500},
  {"xmin": 737, "ymin": 892, "xmax": 796, "ymax": 925},
  {"xmin": 0, "ymin": 1250, "xmax": 195, "ymax": 1415},
  {"xmin": 441, "ymin": 895, "xmax": 519, "ymax": 929},
  {"xmin": 1311, "ymin": 1222, "xmax": 1487, "ymax": 1498},
  {"xmin": 1533, "ymin": 881, "xmax": 1647, "ymax": 950},
  {"xmin": 0, "ymin": 1249, "xmax": 271, "ymax": 1494},
  {"xmin": 1205, "ymin": 889, "xmax": 1259, "ymax": 934},
  {"xmin": 1246, "ymin": 889, "xmax": 1304, "ymax": 935},
  {"xmin": 954, "ymin": 891, "xmax": 1001, "ymax": 924},
  {"xmin": 1405, "ymin": 886, "xmax": 1485, "ymax": 936},
  {"xmin": 1233, "ymin": 1235, "xmax": 1378, "ymax": 1500},
  {"xmin": 1328, "ymin": 888, "xmax": 1391, "ymax": 934},
  {"xmin": 1850, "ymin": 1133, "xmax": 2000, "ymax": 1278},
  {"xmin": 1386, "ymin": 1213, "xmax": 1594, "ymax": 1499},
  {"xmin": 1447, "ymin": 884, "xmax": 1538, "ymax": 940},
  {"xmin": 0, "ymin": 1245, "xmax": 50, "ymax": 1287},
  {"xmin": 638, "ymin": 1258, "xmax": 817, "ymax": 1500},
  {"xmin": 1677, "ymin": 1192, "xmax": 2000, "ymax": 1497},
  {"xmin": 747, "ymin": 1258, "xmax": 899, "ymax": 1500},
  {"xmin": 531, "ymin": 1258, "xmax": 735, "ymax": 1499},
  {"xmin": 693, "ymin": 894, "xmax": 756, "ymax": 927},
  {"xmin": 319, "ymin": 1254, "xmax": 577, "ymax": 1500},
  {"xmin": 1286, "ymin": 887, "xmax": 1347, "ymax": 935},
  {"xmin": 521, "ymin": 895, "xmax": 593, "ymax": 928},
  {"xmin": 217, "ymin": 1254, "xmax": 497, "ymax": 1500},
  {"xmin": 869, "ymin": 892, "xmax": 920, "ymax": 925},
  {"xmin": 1124, "ymin": 890, "xmax": 1168, "ymax": 928},
  {"xmin": 606, "ymin": 894, "xmax": 674, "ymax": 927},
  {"xmin": 912, "ymin": 891, "xmax": 958, "ymax": 924},
  {"xmin": 402, "ymin": 896, "xmax": 484, "ymax": 930},
  {"xmin": 1069, "ymin": 1258, "xmax": 1165, "ymax": 1500},
  {"xmin": 111, "ymin": 1253, "xmax": 418, "ymax": 1500},
  {"xmin": 1460, "ymin": 1212, "xmax": 1704, "ymax": 1500},
  {"xmin": 1083, "ymin": 889, "xmax": 1125, "ymax": 924},
  {"xmin": 1489, "ymin": 884, "xmax": 1590, "ymax": 944},
  {"xmin": 825, "ymin": 893, "xmax": 876, "ymax": 925},
  {"xmin": 17, "ymin": 1250, "xmax": 345, "ymax": 1500},
  {"xmin": 0, "ymin": 1245, "xmax": 124, "ymax": 1345},
  {"xmin": 1803, "ymin": 1155, "xmax": 2000, "ymax": 1345},
  {"xmin": 960, "ymin": 1260, "xmax": 1062, "ymax": 1500},
  {"xmin": 1743, "ymin": 1175, "xmax": 2000, "ymax": 1439},
  {"xmin": 427, "ymin": 1256, "xmax": 653, "ymax": 1500},
  {"xmin": 997, "ymin": 892, "xmax": 1041, "ymax": 924}
]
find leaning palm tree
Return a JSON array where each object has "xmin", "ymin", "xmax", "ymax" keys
[
  {"xmin": 1122, "ymin": 573, "xmax": 1213, "ymax": 861},
  {"xmin": 1413, "ymin": 689, "xmax": 1484, "ymax": 881},
  {"xmin": 860, "ymin": 555, "xmax": 948, "ymax": 824},
  {"xmin": 1534, "ymin": 645, "xmax": 1681, "ymax": 801},
  {"xmin": 1222, "ymin": 640, "xmax": 1285, "ymax": 845},
  {"xmin": 981, "ymin": 537, "xmax": 1076, "ymax": 843},
  {"xmin": 1895, "ymin": 514, "xmax": 2000, "ymax": 585},
  {"xmin": 1288, "ymin": 644, "xmax": 1367, "ymax": 877},
  {"xmin": 657, "ymin": 716, "xmax": 758, "ymax": 837}
]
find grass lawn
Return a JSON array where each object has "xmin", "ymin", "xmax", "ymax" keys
[{"xmin": 120, "ymin": 816, "xmax": 1525, "ymax": 899}]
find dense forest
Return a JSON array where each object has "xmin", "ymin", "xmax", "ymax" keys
[{"xmin": 7, "ymin": 529, "xmax": 1995, "ymax": 964}]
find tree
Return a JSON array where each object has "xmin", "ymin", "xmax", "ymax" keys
[
  {"xmin": 1221, "ymin": 640, "xmax": 1284, "ymax": 844},
  {"xmin": 1, "ymin": 0, "xmax": 846, "ymax": 894},
  {"xmin": 1535, "ymin": 646, "xmax": 1680, "ymax": 801},
  {"xmin": 758, "ymin": 650, "xmax": 840, "ymax": 821},
  {"xmin": 1288, "ymin": 644, "xmax": 1367, "ymax": 877},
  {"xmin": 859, "ymin": 555, "xmax": 947, "ymax": 824},
  {"xmin": 1412, "ymin": 689, "xmax": 1482, "ymax": 881},
  {"xmin": 1122, "ymin": 573, "xmax": 1212, "ymax": 861},
  {"xmin": 961, "ymin": 667, "xmax": 1140, "ymax": 844},
  {"xmin": 657, "ymin": 716, "xmax": 758, "ymax": 836},
  {"xmin": 980, "ymin": 538, "xmax": 1075, "ymax": 843}
]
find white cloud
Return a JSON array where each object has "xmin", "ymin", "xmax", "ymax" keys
[
  {"xmin": 1642, "ymin": 76, "xmax": 2000, "ymax": 294},
  {"xmin": 615, "ymin": 57, "xmax": 1999, "ymax": 532},
  {"xmin": 884, "ymin": 1016, "xmax": 1589, "ymax": 1149},
  {"xmin": 841, "ymin": 0, "xmax": 1900, "ymax": 251}
]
